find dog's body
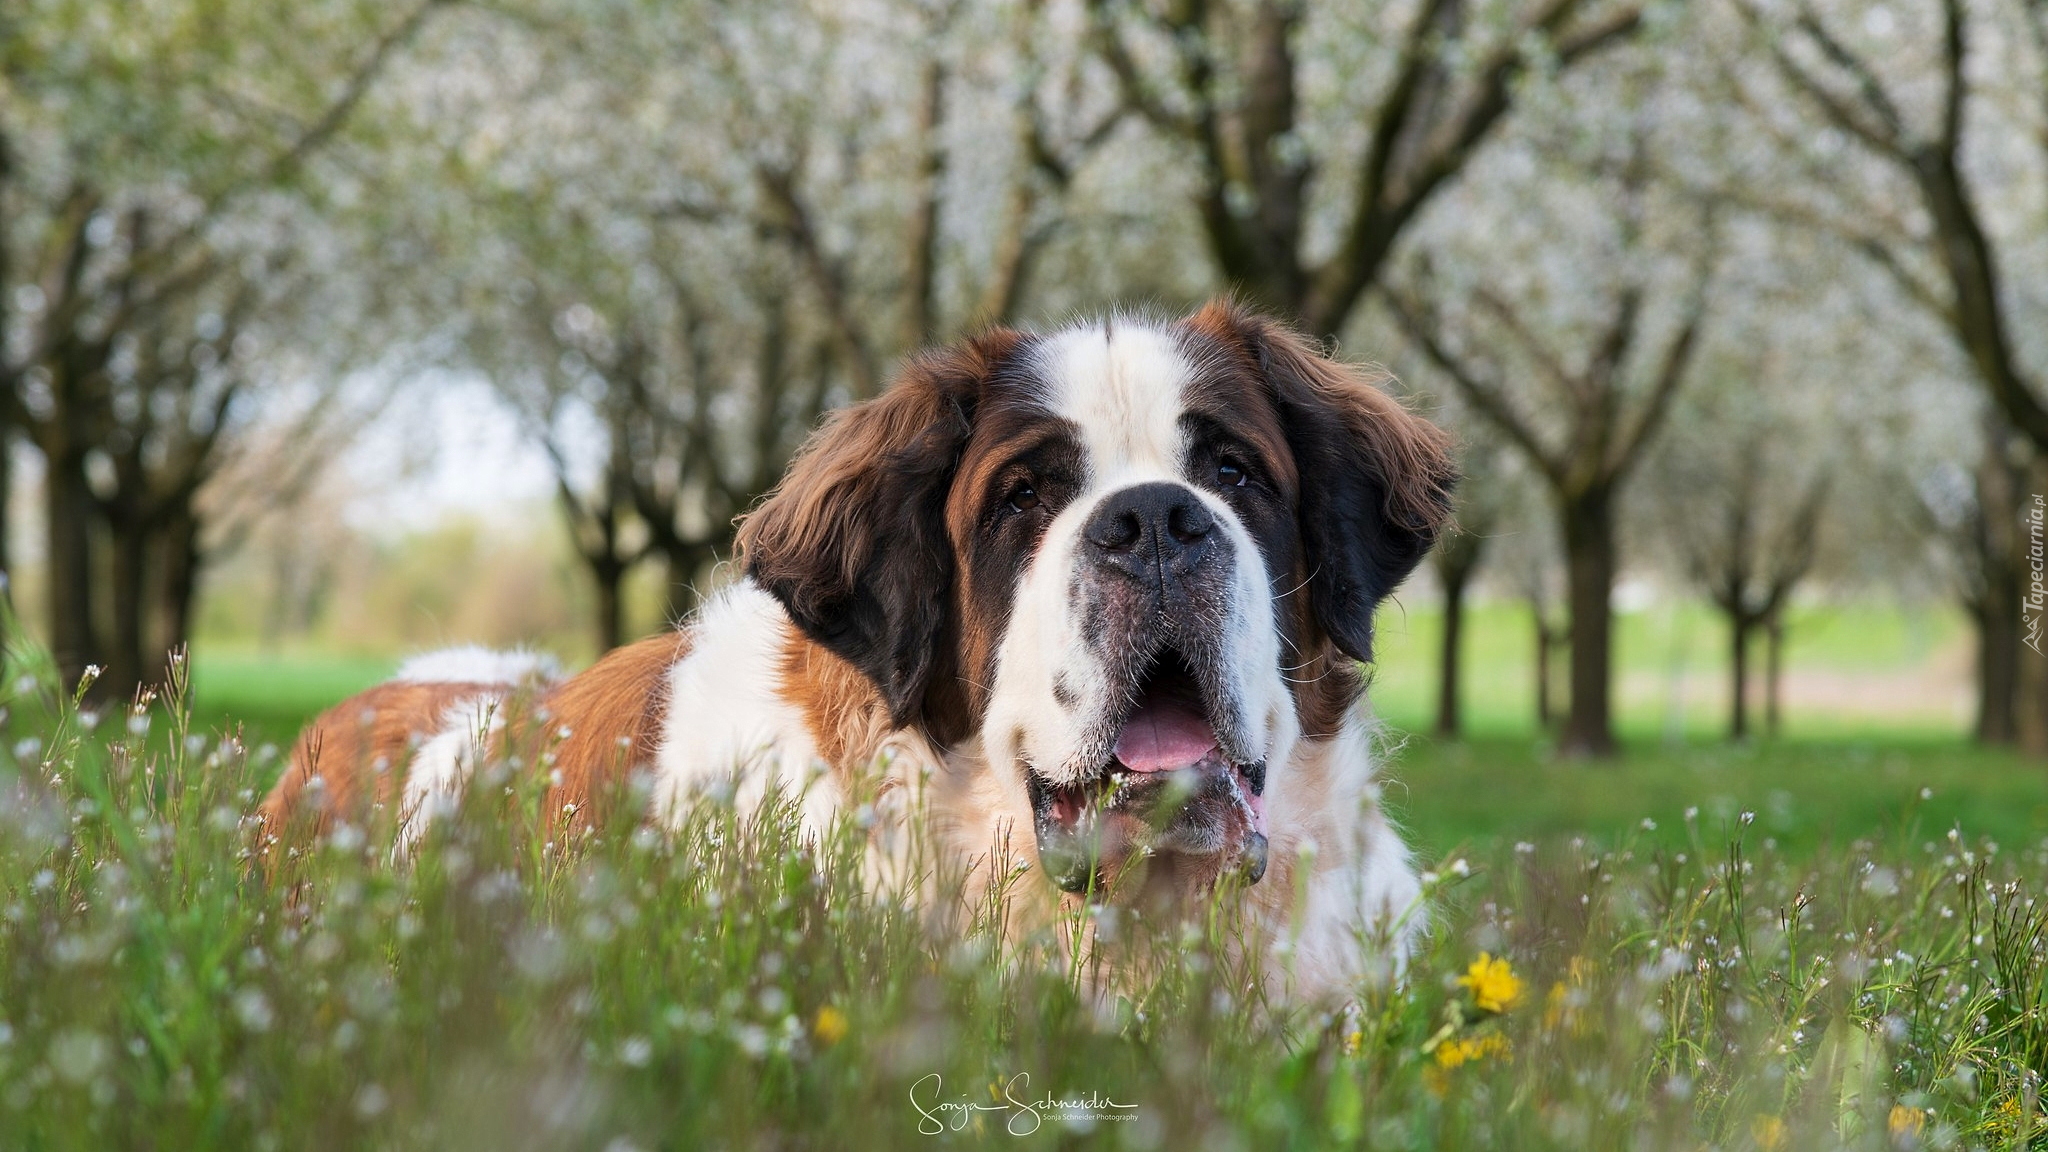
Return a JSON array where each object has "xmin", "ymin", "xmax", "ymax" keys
[{"xmin": 259, "ymin": 303, "xmax": 1456, "ymax": 997}]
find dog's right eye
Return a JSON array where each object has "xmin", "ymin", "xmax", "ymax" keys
[{"xmin": 1006, "ymin": 481, "xmax": 1040, "ymax": 512}]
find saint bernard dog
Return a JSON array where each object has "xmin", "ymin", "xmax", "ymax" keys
[{"xmin": 259, "ymin": 301, "xmax": 1457, "ymax": 996}]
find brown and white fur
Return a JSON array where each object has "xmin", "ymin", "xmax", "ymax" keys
[
  {"xmin": 257, "ymin": 302, "xmax": 1457, "ymax": 997},
  {"xmin": 259, "ymin": 646, "xmax": 561, "ymax": 849}
]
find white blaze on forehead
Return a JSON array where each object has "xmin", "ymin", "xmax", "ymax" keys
[{"xmin": 1032, "ymin": 319, "xmax": 1193, "ymax": 482}]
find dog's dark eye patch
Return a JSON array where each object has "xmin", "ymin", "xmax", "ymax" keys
[
  {"xmin": 1180, "ymin": 415, "xmax": 1276, "ymax": 496},
  {"xmin": 948, "ymin": 418, "xmax": 1085, "ymax": 712},
  {"xmin": 1176, "ymin": 411, "xmax": 1299, "ymax": 599},
  {"xmin": 981, "ymin": 435, "xmax": 1082, "ymax": 533}
]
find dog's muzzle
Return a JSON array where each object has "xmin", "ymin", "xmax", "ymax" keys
[
  {"xmin": 1024, "ymin": 651, "xmax": 1269, "ymax": 897},
  {"xmin": 1023, "ymin": 481, "xmax": 1270, "ymax": 897}
]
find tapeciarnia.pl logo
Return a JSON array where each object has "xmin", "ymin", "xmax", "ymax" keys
[
  {"xmin": 909, "ymin": 1072, "xmax": 1139, "ymax": 1136},
  {"xmin": 2026, "ymin": 493, "xmax": 2045, "ymax": 657}
]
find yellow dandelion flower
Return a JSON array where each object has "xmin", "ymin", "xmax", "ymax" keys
[
  {"xmin": 1990, "ymin": 1096, "xmax": 2043, "ymax": 1139},
  {"xmin": 1458, "ymin": 953, "xmax": 1525, "ymax": 1014},
  {"xmin": 1543, "ymin": 957, "xmax": 1591, "ymax": 1034},
  {"xmin": 1888, "ymin": 1105, "xmax": 1925, "ymax": 1139},
  {"xmin": 813, "ymin": 1005, "xmax": 849, "ymax": 1046},
  {"xmin": 1344, "ymin": 1029, "xmax": 1364, "ymax": 1056},
  {"xmin": 1423, "ymin": 1033, "xmax": 1509, "ymax": 1095},
  {"xmin": 1751, "ymin": 1114, "xmax": 1786, "ymax": 1151},
  {"xmin": 1432, "ymin": 1033, "xmax": 1510, "ymax": 1070}
]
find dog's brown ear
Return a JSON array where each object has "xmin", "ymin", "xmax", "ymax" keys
[
  {"xmin": 1187, "ymin": 300, "xmax": 1457, "ymax": 663},
  {"xmin": 737, "ymin": 331, "xmax": 1022, "ymax": 725}
]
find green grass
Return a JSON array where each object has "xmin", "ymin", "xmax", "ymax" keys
[
  {"xmin": 1365, "ymin": 596, "xmax": 1969, "ymax": 739},
  {"xmin": 107, "ymin": 603, "xmax": 2040, "ymax": 1148},
  {"xmin": 1385, "ymin": 734, "xmax": 2048, "ymax": 861},
  {"xmin": 185, "ymin": 598, "xmax": 2023, "ymax": 863},
  {"xmin": 4, "ymin": 645, "xmax": 2047, "ymax": 1149},
  {"xmin": 189, "ymin": 650, "xmax": 396, "ymax": 752},
  {"xmin": 186, "ymin": 597, "xmax": 1973, "ymax": 752}
]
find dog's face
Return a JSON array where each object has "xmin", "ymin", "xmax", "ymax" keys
[{"xmin": 741, "ymin": 302, "xmax": 1455, "ymax": 900}]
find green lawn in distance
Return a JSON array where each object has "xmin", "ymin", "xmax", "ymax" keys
[
  {"xmin": 1364, "ymin": 596, "xmax": 1967, "ymax": 739},
  {"xmin": 186, "ymin": 597, "xmax": 2041, "ymax": 856},
  {"xmin": 1381, "ymin": 732, "xmax": 2046, "ymax": 862},
  {"xmin": 189, "ymin": 650, "xmax": 395, "ymax": 753}
]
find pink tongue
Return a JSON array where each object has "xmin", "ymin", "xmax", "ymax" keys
[{"xmin": 1113, "ymin": 700, "xmax": 1220, "ymax": 773}]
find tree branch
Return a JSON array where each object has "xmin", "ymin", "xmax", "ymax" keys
[
  {"xmin": 755, "ymin": 164, "xmax": 877, "ymax": 398},
  {"xmin": 1791, "ymin": 1, "xmax": 1909, "ymax": 145},
  {"xmin": 902, "ymin": 27, "xmax": 952, "ymax": 348},
  {"xmin": 1308, "ymin": 0, "xmax": 1642, "ymax": 334},
  {"xmin": 261, "ymin": 0, "xmax": 452, "ymax": 186},
  {"xmin": 1733, "ymin": 0, "xmax": 1909, "ymax": 161},
  {"xmin": 1383, "ymin": 285, "xmax": 1565, "ymax": 483},
  {"xmin": 1469, "ymin": 287, "xmax": 1581, "ymax": 400},
  {"xmin": 1611, "ymin": 269, "xmax": 1711, "ymax": 479},
  {"xmin": 1936, "ymin": 0, "xmax": 1966, "ymax": 159},
  {"xmin": 1085, "ymin": 0, "xmax": 1204, "ymax": 138}
]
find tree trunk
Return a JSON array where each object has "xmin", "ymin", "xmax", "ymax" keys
[
  {"xmin": 901, "ymin": 56, "xmax": 946, "ymax": 350},
  {"xmin": 1973, "ymin": 599, "xmax": 2020, "ymax": 745},
  {"xmin": 2020, "ymin": 640, "xmax": 2048, "ymax": 759},
  {"xmin": 155, "ymin": 506, "xmax": 203, "ymax": 668},
  {"xmin": 0, "ymin": 422, "xmax": 12, "ymax": 669},
  {"xmin": 1974, "ymin": 434, "xmax": 2026, "ymax": 745},
  {"xmin": 0, "ymin": 423, "xmax": 11, "ymax": 588},
  {"xmin": 1436, "ymin": 566, "xmax": 1471, "ymax": 738},
  {"xmin": 0, "ymin": 127, "xmax": 13, "ymax": 641},
  {"xmin": 1558, "ymin": 488, "xmax": 1618, "ymax": 757},
  {"xmin": 46, "ymin": 453, "xmax": 103, "ymax": 693},
  {"xmin": 1727, "ymin": 611, "xmax": 1751, "ymax": 742},
  {"xmin": 592, "ymin": 558, "xmax": 625, "ymax": 653},
  {"xmin": 1431, "ymin": 528, "xmax": 1483, "ymax": 739},
  {"xmin": 1531, "ymin": 599, "xmax": 1555, "ymax": 729},
  {"xmin": 559, "ymin": 460, "xmax": 637, "ymax": 654},
  {"xmin": 1764, "ymin": 612, "xmax": 1786, "ymax": 738},
  {"xmin": 103, "ymin": 503, "xmax": 150, "ymax": 703},
  {"xmin": 2018, "ymin": 461, "xmax": 2048, "ymax": 758}
]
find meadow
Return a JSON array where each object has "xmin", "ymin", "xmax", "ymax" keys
[
  {"xmin": 187, "ymin": 596, "xmax": 2041, "ymax": 856},
  {"xmin": 0, "ymin": 598, "xmax": 2041, "ymax": 1149}
]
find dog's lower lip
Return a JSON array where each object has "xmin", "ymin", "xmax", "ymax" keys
[
  {"xmin": 1025, "ymin": 749, "xmax": 1270, "ymax": 895},
  {"xmin": 1038, "ymin": 757, "xmax": 1263, "ymax": 825}
]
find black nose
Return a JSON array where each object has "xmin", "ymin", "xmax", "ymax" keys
[{"xmin": 1082, "ymin": 482, "xmax": 1216, "ymax": 583}]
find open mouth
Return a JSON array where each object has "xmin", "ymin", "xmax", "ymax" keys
[{"xmin": 1026, "ymin": 649, "xmax": 1268, "ymax": 896}]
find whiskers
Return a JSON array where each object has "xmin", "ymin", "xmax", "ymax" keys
[
  {"xmin": 1276, "ymin": 650, "xmax": 1336, "ymax": 687},
  {"xmin": 1271, "ymin": 565, "xmax": 1319, "ymax": 604}
]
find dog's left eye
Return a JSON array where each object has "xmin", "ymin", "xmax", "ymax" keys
[{"xmin": 1217, "ymin": 459, "xmax": 1248, "ymax": 488}]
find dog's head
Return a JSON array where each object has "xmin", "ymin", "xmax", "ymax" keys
[{"xmin": 739, "ymin": 302, "xmax": 1455, "ymax": 899}]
